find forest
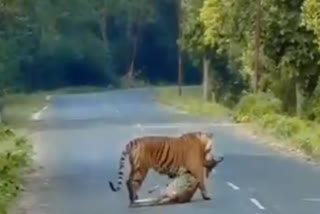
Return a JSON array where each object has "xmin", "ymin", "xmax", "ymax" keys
[
  {"xmin": 0, "ymin": 0, "xmax": 203, "ymax": 93},
  {"xmin": 0, "ymin": 0, "xmax": 320, "ymax": 116}
]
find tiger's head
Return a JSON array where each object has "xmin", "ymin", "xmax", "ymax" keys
[{"xmin": 180, "ymin": 131, "xmax": 213, "ymax": 153}]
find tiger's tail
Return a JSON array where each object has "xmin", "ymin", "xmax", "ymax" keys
[{"xmin": 109, "ymin": 141, "xmax": 135, "ymax": 192}]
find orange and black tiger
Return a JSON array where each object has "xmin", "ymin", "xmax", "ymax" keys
[{"xmin": 108, "ymin": 131, "xmax": 214, "ymax": 204}]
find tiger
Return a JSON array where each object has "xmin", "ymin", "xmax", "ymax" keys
[
  {"xmin": 108, "ymin": 131, "xmax": 214, "ymax": 204},
  {"xmin": 130, "ymin": 154, "xmax": 224, "ymax": 207}
]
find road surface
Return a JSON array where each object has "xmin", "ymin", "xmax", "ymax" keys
[{"xmin": 12, "ymin": 88, "xmax": 320, "ymax": 214}]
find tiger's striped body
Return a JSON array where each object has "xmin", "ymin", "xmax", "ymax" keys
[{"xmin": 108, "ymin": 132, "xmax": 213, "ymax": 204}]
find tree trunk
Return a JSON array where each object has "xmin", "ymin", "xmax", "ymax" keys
[
  {"xmin": 253, "ymin": 0, "xmax": 262, "ymax": 93},
  {"xmin": 203, "ymin": 55, "xmax": 211, "ymax": 101},
  {"xmin": 128, "ymin": 30, "xmax": 139, "ymax": 87},
  {"xmin": 177, "ymin": 0, "xmax": 183, "ymax": 96},
  {"xmin": 295, "ymin": 80, "xmax": 304, "ymax": 118},
  {"xmin": 99, "ymin": 9, "xmax": 108, "ymax": 50},
  {"xmin": 178, "ymin": 50, "xmax": 183, "ymax": 96}
]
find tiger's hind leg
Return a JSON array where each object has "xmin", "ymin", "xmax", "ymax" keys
[{"xmin": 126, "ymin": 167, "xmax": 148, "ymax": 204}]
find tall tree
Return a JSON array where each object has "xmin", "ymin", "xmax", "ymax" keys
[
  {"xmin": 253, "ymin": 0, "xmax": 262, "ymax": 93},
  {"xmin": 176, "ymin": 0, "xmax": 183, "ymax": 96},
  {"xmin": 179, "ymin": 0, "xmax": 212, "ymax": 100},
  {"xmin": 122, "ymin": 0, "xmax": 156, "ymax": 85},
  {"xmin": 200, "ymin": 0, "xmax": 257, "ymax": 90},
  {"xmin": 262, "ymin": 0, "xmax": 320, "ymax": 116}
]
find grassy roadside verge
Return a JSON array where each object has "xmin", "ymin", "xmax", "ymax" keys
[
  {"xmin": 156, "ymin": 86, "xmax": 231, "ymax": 118},
  {"xmin": 155, "ymin": 86, "xmax": 320, "ymax": 160}
]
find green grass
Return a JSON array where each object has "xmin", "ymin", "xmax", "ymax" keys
[
  {"xmin": 233, "ymin": 93, "xmax": 320, "ymax": 159},
  {"xmin": 155, "ymin": 85, "xmax": 231, "ymax": 118},
  {"xmin": 255, "ymin": 114, "xmax": 320, "ymax": 159},
  {"xmin": 0, "ymin": 127, "xmax": 32, "ymax": 214}
]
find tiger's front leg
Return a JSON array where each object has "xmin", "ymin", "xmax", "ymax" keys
[
  {"xmin": 199, "ymin": 169, "xmax": 211, "ymax": 200},
  {"xmin": 188, "ymin": 161, "xmax": 211, "ymax": 200},
  {"xmin": 194, "ymin": 167, "xmax": 211, "ymax": 200}
]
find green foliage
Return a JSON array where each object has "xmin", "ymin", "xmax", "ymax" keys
[
  {"xmin": 200, "ymin": 0, "xmax": 255, "ymax": 52},
  {"xmin": 302, "ymin": 0, "xmax": 320, "ymax": 49},
  {"xmin": 233, "ymin": 94, "xmax": 320, "ymax": 157},
  {"xmin": 0, "ymin": 127, "xmax": 32, "ymax": 213},
  {"xmin": 262, "ymin": 0, "xmax": 320, "ymax": 115},
  {"xmin": 256, "ymin": 113, "xmax": 320, "ymax": 157},
  {"xmin": 233, "ymin": 93, "xmax": 282, "ymax": 123},
  {"xmin": 209, "ymin": 53, "xmax": 248, "ymax": 107},
  {"xmin": 292, "ymin": 126, "xmax": 320, "ymax": 157},
  {"xmin": 179, "ymin": 0, "xmax": 206, "ymax": 66},
  {"xmin": 260, "ymin": 114, "xmax": 308, "ymax": 138}
]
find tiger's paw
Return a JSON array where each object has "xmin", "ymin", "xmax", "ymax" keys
[
  {"xmin": 129, "ymin": 194, "xmax": 139, "ymax": 204},
  {"xmin": 201, "ymin": 193, "xmax": 212, "ymax": 200}
]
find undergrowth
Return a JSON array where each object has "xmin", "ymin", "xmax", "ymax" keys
[
  {"xmin": 0, "ymin": 127, "xmax": 32, "ymax": 214},
  {"xmin": 234, "ymin": 93, "xmax": 320, "ymax": 158}
]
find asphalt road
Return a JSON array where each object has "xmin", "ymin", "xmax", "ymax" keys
[{"xmin": 14, "ymin": 88, "xmax": 320, "ymax": 214}]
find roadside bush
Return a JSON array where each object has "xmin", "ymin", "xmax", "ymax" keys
[
  {"xmin": 257, "ymin": 113, "xmax": 307, "ymax": 137},
  {"xmin": 256, "ymin": 113, "xmax": 320, "ymax": 158},
  {"xmin": 0, "ymin": 127, "xmax": 32, "ymax": 213},
  {"xmin": 291, "ymin": 124, "xmax": 320, "ymax": 158},
  {"xmin": 257, "ymin": 113, "xmax": 282, "ymax": 131},
  {"xmin": 272, "ymin": 116, "xmax": 308, "ymax": 138},
  {"xmin": 232, "ymin": 92, "xmax": 320, "ymax": 157},
  {"xmin": 233, "ymin": 92, "xmax": 282, "ymax": 122}
]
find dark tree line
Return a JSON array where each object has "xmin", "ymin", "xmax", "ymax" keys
[{"xmin": 0, "ymin": 0, "xmax": 202, "ymax": 93}]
